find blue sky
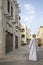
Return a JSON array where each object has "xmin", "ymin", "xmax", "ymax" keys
[{"xmin": 18, "ymin": 0, "xmax": 43, "ymax": 34}]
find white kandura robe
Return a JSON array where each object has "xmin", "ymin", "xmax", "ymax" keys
[{"xmin": 29, "ymin": 38, "xmax": 37, "ymax": 61}]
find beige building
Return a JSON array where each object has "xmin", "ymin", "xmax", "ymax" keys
[
  {"xmin": 21, "ymin": 24, "xmax": 31, "ymax": 45},
  {"xmin": 37, "ymin": 26, "xmax": 43, "ymax": 45},
  {"xmin": 26, "ymin": 26, "xmax": 31, "ymax": 44},
  {"xmin": 0, "ymin": 0, "xmax": 21, "ymax": 58}
]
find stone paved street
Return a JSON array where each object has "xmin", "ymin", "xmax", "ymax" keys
[{"xmin": 0, "ymin": 45, "xmax": 43, "ymax": 65}]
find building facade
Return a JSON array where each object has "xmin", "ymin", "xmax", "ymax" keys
[
  {"xmin": 26, "ymin": 27, "xmax": 31, "ymax": 44},
  {"xmin": 0, "ymin": 0, "xmax": 21, "ymax": 58},
  {"xmin": 21, "ymin": 24, "xmax": 31, "ymax": 45},
  {"xmin": 37, "ymin": 26, "xmax": 43, "ymax": 45}
]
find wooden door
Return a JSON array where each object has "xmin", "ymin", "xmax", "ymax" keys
[
  {"xmin": 6, "ymin": 31, "xmax": 13, "ymax": 53},
  {"xmin": 15, "ymin": 35, "xmax": 18, "ymax": 49}
]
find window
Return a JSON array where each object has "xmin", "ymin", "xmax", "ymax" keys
[
  {"xmin": 21, "ymin": 29, "xmax": 25, "ymax": 32},
  {"xmin": 21, "ymin": 34, "xmax": 25, "ymax": 38},
  {"xmin": 11, "ymin": 6, "xmax": 13, "ymax": 17},
  {"xmin": 7, "ymin": 0, "xmax": 10, "ymax": 13},
  {"xmin": 19, "ymin": 16, "xmax": 21, "ymax": 20}
]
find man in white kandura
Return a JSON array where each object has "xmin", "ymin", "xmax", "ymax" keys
[{"xmin": 29, "ymin": 34, "xmax": 37, "ymax": 61}]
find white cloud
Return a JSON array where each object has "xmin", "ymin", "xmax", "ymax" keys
[
  {"xmin": 24, "ymin": 4, "xmax": 35, "ymax": 15},
  {"xmin": 21, "ymin": 15, "xmax": 35, "ymax": 24},
  {"xmin": 21, "ymin": 3, "xmax": 36, "ymax": 25},
  {"xmin": 21, "ymin": 16, "xmax": 29, "ymax": 21},
  {"xmin": 24, "ymin": 4, "xmax": 34, "ymax": 10}
]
